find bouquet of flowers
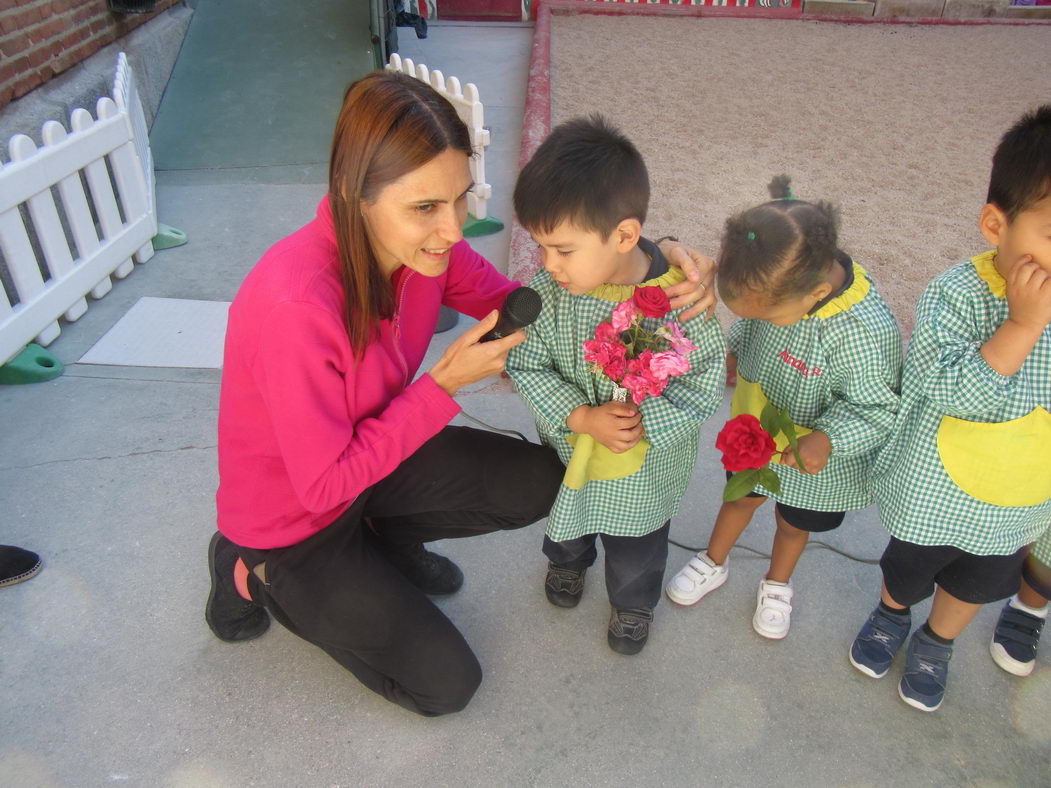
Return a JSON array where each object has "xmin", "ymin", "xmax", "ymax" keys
[
  {"xmin": 716, "ymin": 404, "xmax": 808, "ymax": 502},
  {"xmin": 582, "ymin": 286, "xmax": 695, "ymax": 406}
]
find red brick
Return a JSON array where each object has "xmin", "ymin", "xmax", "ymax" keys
[
  {"xmin": 12, "ymin": 71, "xmax": 44, "ymax": 99},
  {"xmin": 0, "ymin": 55, "xmax": 29, "ymax": 84},
  {"xmin": 72, "ymin": 5, "xmax": 99, "ymax": 25},
  {"xmin": 27, "ymin": 16, "xmax": 65, "ymax": 44},
  {"xmin": 0, "ymin": 31, "xmax": 32, "ymax": 57}
]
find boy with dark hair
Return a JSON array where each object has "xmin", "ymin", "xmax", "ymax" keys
[
  {"xmin": 507, "ymin": 115, "xmax": 726, "ymax": 654},
  {"xmin": 850, "ymin": 104, "xmax": 1051, "ymax": 711}
]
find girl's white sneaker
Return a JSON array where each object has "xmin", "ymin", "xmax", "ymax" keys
[
  {"xmin": 666, "ymin": 551, "xmax": 728, "ymax": 606},
  {"xmin": 752, "ymin": 578, "xmax": 793, "ymax": 639}
]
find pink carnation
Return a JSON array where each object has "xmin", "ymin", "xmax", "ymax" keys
[
  {"xmin": 594, "ymin": 322, "xmax": 618, "ymax": 343},
  {"xmin": 649, "ymin": 350, "xmax": 691, "ymax": 380},
  {"xmin": 612, "ymin": 300, "xmax": 640, "ymax": 333},
  {"xmin": 664, "ymin": 321, "xmax": 696, "ymax": 356}
]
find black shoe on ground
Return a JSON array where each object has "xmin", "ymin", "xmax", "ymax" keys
[
  {"xmin": 545, "ymin": 563, "xmax": 586, "ymax": 608},
  {"xmin": 205, "ymin": 532, "xmax": 270, "ymax": 642},
  {"xmin": 608, "ymin": 607, "xmax": 653, "ymax": 655},
  {"xmin": 386, "ymin": 542, "xmax": 464, "ymax": 595},
  {"xmin": 0, "ymin": 545, "xmax": 42, "ymax": 587}
]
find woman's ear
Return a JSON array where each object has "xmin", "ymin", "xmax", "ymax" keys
[
  {"xmin": 614, "ymin": 218, "xmax": 642, "ymax": 252},
  {"xmin": 979, "ymin": 203, "xmax": 1007, "ymax": 247}
]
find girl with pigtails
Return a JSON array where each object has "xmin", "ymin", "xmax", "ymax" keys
[{"xmin": 666, "ymin": 176, "xmax": 903, "ymax": 640}]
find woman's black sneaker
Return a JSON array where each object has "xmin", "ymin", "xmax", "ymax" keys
[{"xmin": 205, "ymin": 532, "xmax": 270, "ymax": 642}]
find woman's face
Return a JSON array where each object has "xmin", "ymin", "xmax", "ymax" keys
[{"xmin": 361, "ymin": 147, "xmax": 474, "ymax": 279}]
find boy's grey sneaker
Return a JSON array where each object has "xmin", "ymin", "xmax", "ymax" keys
[
  {"xmin": 545, "ymin": 563, "xmax": 586, "ymax": 608},
  {"xmin": 849, "ymin": 604, "xmax": 912, "ymax": 678},
  {"xmin": 990, "ymin": 601, "xmax": 1045, "ymax": 677},
  {"xmin": 607, "ymin": 607, "xmax": 653, "ymax": 655},
  {"xmin": 898, "ymin": 629, "xmax": 952, "ymax": 712}
]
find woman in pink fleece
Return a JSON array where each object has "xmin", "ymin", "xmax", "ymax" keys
[{"xmin": 205, "ymin": 71, "xmax": 714, "ymax": 717}]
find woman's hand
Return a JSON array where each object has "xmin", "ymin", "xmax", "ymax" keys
[
  {"xmin": 659, "ymin": 240, "xmax": 717, "ymax": 322},
  {"xmin": 429, "ymin": 310, "xmax": 526, "ymax": 396},
  {"xmin": 567, "ymin": 401, "xmax": 643, "ymax": 453}
]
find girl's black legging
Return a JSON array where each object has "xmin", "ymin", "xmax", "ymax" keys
[{"xmin": 237, "ymin": 426, "xmax": 564, "ymax": 716}]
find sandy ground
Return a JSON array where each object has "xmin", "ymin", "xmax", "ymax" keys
[{"xmin": 544, "ymin": 14, "xmax": 1051, "ymax": 336}]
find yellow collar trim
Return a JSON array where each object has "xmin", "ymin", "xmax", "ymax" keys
[
  {"xmin": 971, "ymin": 250, "xmax": 1005, "ymax": 299},
  {"xmin": 585, "ymin": 267, "xmax": 686, "ymax": 303},
  {"xmin": 808, "ymin": 262, "xmax": 870, "ymax": 319}
]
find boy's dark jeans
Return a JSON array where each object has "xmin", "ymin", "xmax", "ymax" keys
[{"xmin": 543, "ymin": 520, "xmax": 670, "ymax": 610}]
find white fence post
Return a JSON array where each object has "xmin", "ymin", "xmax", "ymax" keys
[
  {"xmin": 0, "ymin": 54, "xmax": 158, "ymax": 366},
  {"xmin": 385, "ymin": 54, "xmax": 494, "ymax": 223}
]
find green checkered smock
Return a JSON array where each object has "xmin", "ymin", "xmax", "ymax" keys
[
  {"xmin": 873, "ymin": 252, "xmax": 1051, "ymax": 555},
  {"xmin": 728, "ymin": 258, "xmax": 903, "ymax": 511},
  {"xmin": 506, "ymin": 248, "xmax": 726, "ymax": 542}
]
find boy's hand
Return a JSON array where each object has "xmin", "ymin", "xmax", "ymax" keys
[
  {"xmin": 659, "ymin": 241, "xmax": 717, "ymax": 322},
  {"xmin": 1006, "ymin": 256, "xmax": 1051, "ymax": 331},
  {"xmin": 779, "ymin": 430, "xmax": 832, "ymax": 474},
  {"xmin": 567, "ymin": 402, "xmax": 643, "ymax": 453}
]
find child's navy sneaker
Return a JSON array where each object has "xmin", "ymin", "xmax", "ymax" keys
[
  {"xmin": 990, "ymin": 601, "xmax": 1045, "ymax": 677},
  {"xmin": 849, "ymin": 604, "xmax": 911, "ymax": 678},
  {"xmin": 898, "ymin": 629, "xmax": 952, "ymax": 712}
]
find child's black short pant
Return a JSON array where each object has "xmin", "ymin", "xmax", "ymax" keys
[
  {"xmin": 880, "ymin": 536, "xmax": 1026, "ymax": 606},
  {"xmin": 726, "ymin": 471, "xmax": 845, "ymax": 532}
]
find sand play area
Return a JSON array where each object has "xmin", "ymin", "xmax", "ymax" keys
[{"xmin": 526, "ymin": 13, "xmax": 1051, "ymax": 336}]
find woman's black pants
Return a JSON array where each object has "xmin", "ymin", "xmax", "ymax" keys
[{"xmin": 237, "ymin": 426, "xmax": 563, "ymax": 717}]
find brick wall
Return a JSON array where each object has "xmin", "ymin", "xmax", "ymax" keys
[{"xmin": 0, "ymin": 0, "xmax": 181, "ymax": 110}]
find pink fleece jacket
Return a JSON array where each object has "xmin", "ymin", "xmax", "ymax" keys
[{"xmin": 216, "ymin": 197, "xmax": 517, "ymax": 549}]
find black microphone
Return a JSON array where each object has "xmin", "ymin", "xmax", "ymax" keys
[{"xmin": 479, "ymin": 286, "xmax": 542, "ymax": 342}]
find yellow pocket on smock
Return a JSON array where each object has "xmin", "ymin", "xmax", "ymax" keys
[
  {"xmin": 936, "ymin": 407, "xmax": 1051, "ymax": 507},
  {"xmin": 562, "ymin": 433, "xmax": 649, "ymax": 490}
]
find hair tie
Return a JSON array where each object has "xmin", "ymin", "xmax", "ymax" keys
[
  {"xmin": 747, "ymin": 231, "xmax": 756, "ymax": 241},
  {"xmin": 785, "ymin": 187, "xmax": 794, "ymax": 200}
]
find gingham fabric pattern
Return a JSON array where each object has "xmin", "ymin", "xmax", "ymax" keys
[
  {"xmin": 728, "ymin": 260, "xmax": 904, "ymax": 511},
  {"xmin": 507, "ymin": 248, "xmax": 726, "ymax": 542},
  {"xmin": 873, "ymin": 252, "xmax": 1051, "ymax": 555}
]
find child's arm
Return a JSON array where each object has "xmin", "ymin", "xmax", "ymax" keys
[
  {"xmin": 506, "ymin": 323, "xmax": 589, "ymax": 439},
  {"xmin": 918, "ymin": 267, "xmax": 1048, "ymax": 418},
  {"xmin": 635, "ymin": 311, "xmax": 727, "ymax": 450},
  {"xmin": 809, "ymin": 316, "xmax": 903, "ymax": 462},
  {"xmin": 980, "ymin": 257, "xmax": 1051, "ymax": 376}
]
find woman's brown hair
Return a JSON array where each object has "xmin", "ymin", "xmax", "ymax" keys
[{"xmin": 328, "ymin": 71, "xmax": 472, "ymax": 357}]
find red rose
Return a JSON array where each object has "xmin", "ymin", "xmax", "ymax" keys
[
  {"xmin": 715, "ymin": 414, "xmax": 777, "ymax": 472},
  {"xmin": 632, "ymin": 286, "xmax": 670, "ymax": 318}
]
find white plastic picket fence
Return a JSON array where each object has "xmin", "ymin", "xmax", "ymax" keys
[
  {"xmin": 385, "ymin": 54, "xmax": 493, "ymax": 221},
  {"xmin": 0, "ymin": 52, "xmax": 157, "ymax": 366}
]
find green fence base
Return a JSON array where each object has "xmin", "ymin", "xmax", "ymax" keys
[
  {"xmin": 152, "ymin": 223, "xmax": 188, "ymax": 250},
  {"xmin": 462, "ymin": 214, "xmax": 504, "ymax": 238},
  {"xmin": 0, "ymin": 344, "xmax": 64, "ymax": 384}
]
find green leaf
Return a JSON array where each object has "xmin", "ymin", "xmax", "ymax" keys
[
  {"xmin": 723, "ymin": 469, "xmax": 759, "ymax": 502},
  {"xmin": 759, "ymin": 403, "xmax": 780, "ymax": 437},
  {"xmin": 758, "ymin": 467, "xmax": 781, "ymax": 495}
]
